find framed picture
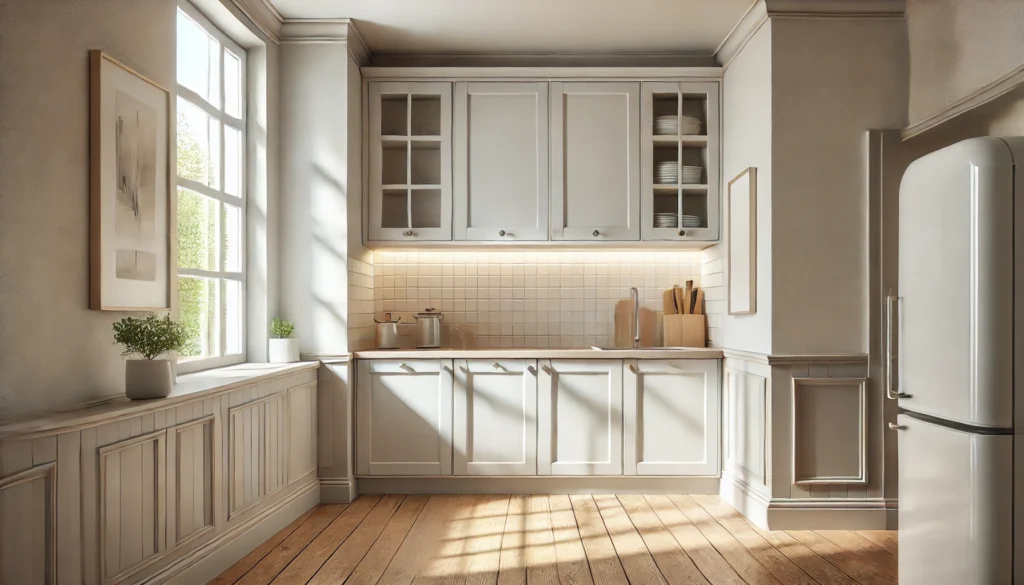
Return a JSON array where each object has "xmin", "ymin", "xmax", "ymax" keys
[
  {"xmin": 727, "ymin": 167, "xmax": 757, "ymax": 315},
  {"xmin": 89, "ymin": 50, "xmax": 172, "ymax": 311}
]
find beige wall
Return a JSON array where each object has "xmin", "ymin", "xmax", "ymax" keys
[
  {"xmin": 770, "ymin": 17, "xmax": 908, "ymax": 355},
  {"xmin": 718, "ymin": 21, "xmax": 774, "ymax": 355},
  {"xmin": 907, "ymin": 0, "xmax": 1024, "ymax": 126},
  {"xmin": 0, "ymin": 0, "xmax": 278, "ymax": 422}
]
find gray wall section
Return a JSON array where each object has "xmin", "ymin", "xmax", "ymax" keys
[{"xmin": 0, "ymin": 0, "xmax": 279, "ymax": 421}]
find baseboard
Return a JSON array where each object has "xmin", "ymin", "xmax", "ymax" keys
[
  {"xmin": 356, "ymin": 476, "xmax": 721, "ymax": 495},
  {"xmin": 152, "ymin": 479, "xmax": 320, "ymax": 585},
  {"xmin": 764, "ymin": 497, "xmax": 899, "ymax": 530},
  {"xmin": 320, "ymin": 477, "xmax": 357, "ymax": 503},
  {"xmin": 719, "ymin": 474, "xmax": 771, "ymax": 528}
]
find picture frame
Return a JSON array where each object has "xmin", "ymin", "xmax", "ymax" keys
[
  {"xmin": 89, "ymin": 50, "xmax": 172, "ymax": 311},
  {"xmin": 727, "ymin": 167, "xmax": 757, "ymax": 315}
]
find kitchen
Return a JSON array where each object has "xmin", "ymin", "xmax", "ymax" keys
[{"xmin": 1, "ymin": 0, "xmax": 1023, "ymax": 584}]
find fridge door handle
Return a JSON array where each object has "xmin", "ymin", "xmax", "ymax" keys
[{"xmin": 886, "ymin": 293, "xmax": 911, "ymax": 400}]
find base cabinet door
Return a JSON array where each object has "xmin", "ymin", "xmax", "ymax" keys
[
  {"xmin": 356, "ymin": 360, "xmax": 454, "ymax": 476},
  {"xmin": 454, "ymin": 359, "xmax": 538, "ymax": 475},
  {"xmin": 624, "ymin": 359, "xmax": 720, "ymax": 475},
  {"xmin": 538, "ymin": 359, "xmax": 623, "ymax": 475}
]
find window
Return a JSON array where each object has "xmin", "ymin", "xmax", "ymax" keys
[{"xmin": 175, "ymin": 3, "xmax": 246, "ymax": 372}]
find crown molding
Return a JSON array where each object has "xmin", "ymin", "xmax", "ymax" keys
[
  {"xmin": 228, "ymin": 0, "xmax": 283, "ymax": 44},
  {"xmin": 902, "ymin": 63, "xmax": 1024, "ymax": 140},
  {"xmin": 279, "ymin": 18, "xmax": 371, "ymax": 65},
  {"xmin": 715, "ymin": 0, "xmax": 905, "ymax": 66},
  {"xmin": 369, "ymin": 52, "xmax": 718, "ymax": 68}
]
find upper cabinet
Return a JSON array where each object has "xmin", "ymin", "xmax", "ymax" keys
[
  {"xmin": 365, "ymin": 74, "xmax": 721, "ymax": 247},
  {"xmin": 550, "ymin": 82, "xmax": 641, "ymax": 241},
  {"xmin": 641, "ymin": 82, "xmax": 720, "ymax": 242},
  {"xmin": 454, "ymin": 82, "xmax": 549, "ymax": 241},
  {"xmin": 368, "ymin": 82, "xmax": 453, "ymax": 241}
]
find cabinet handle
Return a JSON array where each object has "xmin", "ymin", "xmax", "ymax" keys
[
  {"xmin": 527, "ymin": 365, "xmax": 537, "ymax": 376},
  {"xmin": 458, "ymin": 366, "xmax": 470, "ymax": 374},
  {"xmin": 491, "ymin": 362, "xmax": 507, "ymax": 372},
  {"xmin": 628, "ymin": 363, "xmax": 638, "ymax": 374},
  {"xmin": 885, "ymin": 293, "xmax": 911, "ymax": 400},
  {"xmin": 678, "ymin": 230, "xmax": 686, "ymax": 237},
  {"xmin": 403, "ymin": 230, "xmax": 416, "ymax": 237},
  {"xmin": 541, "ymin": 365, "xmax": 554, "ymax": 375},
  {"xmin": 888, "ymin": 422, "xmax": 907, "ymax": 431},
  {"xmin": 592, "ymin": 230, "xmax": 600, "ymax": 238},
  {"xmin": 398, "ymin": 362, "xmax": 414, "ymax": 373}
]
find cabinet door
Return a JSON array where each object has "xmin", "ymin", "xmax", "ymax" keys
[
  {"xmin": 623, "ymin": 359, "xmax": 720, "ymax": 475},
  {"xmin": 550, "ymin": 82, "xmax": 641, "ymax": 241},
  {"xmin": 368, "ymin": 81, "xmax": 453, "ymax": 242},
  {"xmin": 454, "ymin": 82, "xmax": 549, "ymax": 242},
  {"xmin": 356, "ymin": 360, "xmax": 453, "ymax": 476},
  {"xmin": 538, "ymin": 359, "xmax": 623, "ymax": 475},
  {"xmin": 641, "ymin": 81, "xmax": 720, "ymax": 242},
  {"xmin": 453, "ymin": 359, "xmax": 538, "ymax": 475}
]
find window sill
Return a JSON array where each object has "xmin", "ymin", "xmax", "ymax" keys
[{"xmin": 0, "ymin": 361, "xmax": 320, "ymax": 441}]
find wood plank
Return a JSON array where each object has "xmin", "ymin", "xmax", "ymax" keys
[
  {"xmin": 346, "ymin": 496, "xmax": 429, "ymax": 585},
  {"xmin": 376, "ymin": 495, "xmax": 463, "ymax": 585},
  {"xmin": 643, "ymin": 495, "xmax": 746, "ymax": 585},
  {"xmin": 592, "ymin": 494, "xmax": 667, "ymax": 585},
  {"xmin": 669, "ymin": 495, "xmax": 789, "ymax": 585},
  {"xmin": 689, "ymin": 495, "xmax": 853, "ymax": 585},
  {"xmin": 524, "ymin": 494, "xmax": 559, "ymax": 585},
  {"xmin": 814, "ymin": 531, "xmax": 898, "ymax": 578},
  {"xmin": 497, "ymin": 495, "xmax": 528, "ymax": 585},
  {"xmin": 104, "ymin": 450, "xmax": 120, "ymax": 577},
  {"xmin": 306, "ymin": 495, "xmax": 405, "ymax": 585},
  {"xmin": 208, "ymin": 506, "xmax": 318, "ymax": 585},
  {"xmin": 413, "ymin": 495, "xmax": 476, "ymax": 585},
  {"xmin": 234, "ymin": 504, "xmax": 348, "ymax": 585},
  {"xmin": 788, "ymin": 530, "xmax": 898, "ymax": 584},
  {"xmin": 856, "ymin": 531, "xmax": 897, "ymax": 555},
  {"xmin": 463, "ymin": 496, "xmax": 511, "ymax": 585},
  {"xmin": 81, "ymin": 427, "xmax": 99, "ymax": 585},
  {"xmin": 569, "ymin": 495, "xmax": 629, "ymax": 585},
  {"xmin": 548, "ymin": 495, "xmax": 594, "ymax": 585},
  {"xmin": 269, "ymin": 495, "xmax": 383, "ymax": 584},
  {"xmin": 616, "ymin": 495, "xmax": 707, "ymax": 585},
  {"xmin": 56, "ymin": 432, "xmax": 82, "ymax": 585}
]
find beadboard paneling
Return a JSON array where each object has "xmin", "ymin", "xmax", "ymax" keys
[
  {"xmin": 287, "ymin": 383, "xmax": 317, "ymax": 483},
  {"xmin": 0, "ymin": 462, "xmax": 55, "ymax": 585},
  {"xmin": 172, "ymin": 417, "xmax": 215, "ymax": 546}
]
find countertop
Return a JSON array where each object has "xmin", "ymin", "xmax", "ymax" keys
[{"xmin": 352, "ymin": 348, "xmax": 723, "ymax": 359}]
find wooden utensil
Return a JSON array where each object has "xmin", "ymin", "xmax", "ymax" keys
[
  {"xmin": 694, "ymin": 288, "xmax": 705, "ymax": 315},
  {"xmin": 684, "ymin": 280, "xmax": 694, "ymax": 314},
  {"xmin": 674, "ymin": 286, "xmax": 685, "ymax": 316},
  {"xmin": 662, "ymin": 289, "xmax": 677, "ymax": 315},
  {"xmin": 614, "ymin": 299, "xmax": 634, "ymax": 348}
]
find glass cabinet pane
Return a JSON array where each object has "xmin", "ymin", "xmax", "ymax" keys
[
  {"xmin": 411, "ymin": 189, "xmax": 442, "ymax": 228},
  {"xmin": 382, "ymin": 142, "xmax": 408, "ymax": 185},
  {"xmin": 381, "ymin": 95, "xmax": 407, "ymax": 136},
  {"xmin": 381, "ymin": 189, "xmax": 409, "ymax": 228},
  {"xmin": 410, "ymin": 95, "xmax": 441, "ymax": 136},
  {"xmin": 410, "ymin": 142, "xmax": 441, "ymax": 185}
]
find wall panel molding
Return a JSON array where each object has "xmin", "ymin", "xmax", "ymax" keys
[
  {"xmin": 723, "ymin": 369, "xmax": 768, "ymax": 489},
  {"xmin": 287, "ymin": 383, "xmax": 318, "ymax": 483},
  {"xmin": 227, "ymin": 393, "xmax": 285, "ymax": 519},
  {"xmin": 168, "ymin": 416, "xmax": 217, "ymax": 550},
  {"xmin": 791, "ymin": 377, "xmax": 868, "ymax": 485},
  {"xmin": 0, "ymin": 462, "xmax": 56, "ymax": 584}
]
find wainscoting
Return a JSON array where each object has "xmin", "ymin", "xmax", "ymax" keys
[{"xmin": 0, "ymin": 364, "xmax": 320, "ymax": 585}]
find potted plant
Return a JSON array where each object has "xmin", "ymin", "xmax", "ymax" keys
[
  {"xmin": 113, "ymin": 314, "xmax": 189, "ymax": 400},
  {"xmin": 269, "ymin": 317, "xmax": 299, "ymax": 363}
]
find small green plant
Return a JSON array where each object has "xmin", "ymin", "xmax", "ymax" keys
[
  {"xmin": 271, "ymin": 317, "xmax": 295, "ymax": 339},
  {"xmin": 113, "ymin": 315, "xmax": 189, "ymax": 360}
]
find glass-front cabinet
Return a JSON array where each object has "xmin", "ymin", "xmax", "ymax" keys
[
  {"xmin": 640, "ymin": 81, "xmax": 720, "ymax": 242},
  {"xmin": 368, "ymin": 82, "xmax": 453, "ymax": 241}
]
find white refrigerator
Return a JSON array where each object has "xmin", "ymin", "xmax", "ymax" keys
[{"xmin": 895, "ymin": 136, "xmax": 1024, "ymax": 584}]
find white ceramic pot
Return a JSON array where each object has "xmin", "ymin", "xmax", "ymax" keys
[
  {"xmin": 269, "ymin": 338, "xmax": 300, "ymax": 363},
  {"xmin": 125, "ymin": 359, "xmax": 174, "ymax": 400}
]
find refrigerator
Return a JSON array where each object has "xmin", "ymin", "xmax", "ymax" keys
[{"xmin": 895, "ymin": 136, "xmax": 1024, "ymax": 584}]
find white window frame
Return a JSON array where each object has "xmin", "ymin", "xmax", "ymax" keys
[{"xmin": 175, "ymin": 0, "xmax": 247, "ymax": 374}]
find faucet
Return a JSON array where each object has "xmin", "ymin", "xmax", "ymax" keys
[{"xmin": 630, "ymin": 286, "xmax": 640, "ymax": 349}]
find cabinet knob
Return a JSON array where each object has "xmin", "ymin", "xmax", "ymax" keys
[
  {"xmin": 498, "ymin": 230, "xmax": 506, "ymax": 237},
  {"xmin": 678, "ymin": 229, "xmax": 686, "ymax": 236},
  {"xmin": 888, "ymin": 422, "xmax": 907, "ymax": 431},
  {"xmin": 403, "ymin": 230, "xmax": 415, "ymax": 237},
  {"xmin": 491, "ymin": 362, "xmax": 507, "ymax": 372},
  {"xmin": 398, "ymin": 362, "xmax": 414, "ymax": 373},
  {"xmin": 592, "ymin": 230, "xmax": 600, "ymax": 238}
]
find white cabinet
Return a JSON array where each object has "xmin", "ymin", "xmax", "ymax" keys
[
  {"xmin": 453, "ymin": 359, "xmax": 538, "ymax": 475},
  {"xmin": 537, "ymin": 359, "xmax": 623, "ymax": 475},
  {"xmin": 623, "ymin": 359, "xmax": 720, "ymax": 475},
  {"xmin": 641, "ymin": 82, "xmax": 720, "ymax": 242},
  {"xmin": 355, "ymin": 359, "xmax": 453, "ymax": 476},
  {"xmin": 368, "ymin": 82, "xmax": 453, "ymax": 241},
  {"xmin": 454, "ymin": 82, "xmax": 549, "ymax": 241},
  {"xmin": 550, "ymin": 82, "xmax": 641, "ymax": 241}
]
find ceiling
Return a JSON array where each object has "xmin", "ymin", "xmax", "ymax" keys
[{"xmin": 269, "ymin": 0, "xmax": 756, "ymax": 55}]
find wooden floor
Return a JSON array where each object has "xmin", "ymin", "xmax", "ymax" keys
[{"xmin": 210, "ymin": 495, "xmax": 898, "ymax": 585}]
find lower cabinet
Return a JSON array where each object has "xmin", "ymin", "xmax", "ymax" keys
[
  {"xmin": 538, "ymin": 359, "xmax": 624, "ymax": 475},
  {"xmin": 624, "ymin": 359, "xmax": 720, "ymax": 475},
  {"xmin": 453, "ymin": 359, "xmax": 538, "ymax": 475},
  {"xmin": 355, "ymin": 359, "xmax": 454, "ymax": 476}
]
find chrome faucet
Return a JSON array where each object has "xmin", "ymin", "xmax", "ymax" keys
[{"xmin": 630, "ymin": 286, "xmax": 640, "ymax": 349}]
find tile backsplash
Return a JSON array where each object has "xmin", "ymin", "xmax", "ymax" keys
[{"xmin": 372, "ymin": 250, "xmax": 703, "ymax": 349}]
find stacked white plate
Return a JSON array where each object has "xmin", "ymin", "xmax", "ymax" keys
[
  {"xmin": 681, "ymin": 214, "xmax": 703, "ymax": 227},
  {"xmin": 654, "ymin": 115, "xmax": 703, "ymax": 135},
  {"xmin": 656, "ymin": 161, "xmax": 678, "ymax": 184},
  {"xmin": 681, "ymin": 165, "xmax": 703, "ymax": 184},
  {"xmin": 655, "ymin": 213, "xmax": 678, "ymax": 228},
  {"xmin": 679, "ymin": 115, "xmax": 702, "ymax": 135}
]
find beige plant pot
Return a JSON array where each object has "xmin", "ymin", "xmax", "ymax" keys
[{"xmin": 125, "ymin": 359, "xmax": 174, "ymax": 400}]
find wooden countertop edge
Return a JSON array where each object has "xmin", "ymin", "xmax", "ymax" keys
[
  {"xmin": 352, "ymin": 348, "xmax": 725, "ymax": 360},
  {"xmin": 0, "ymin": 362, "xmax": 321, "ymax": 441}
]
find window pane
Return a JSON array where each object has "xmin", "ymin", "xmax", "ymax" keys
[
  {"xmin": 178, "ymin": 276, "xmax": 220, "ymax": 360},
  {"xmin": 176, "ymin": 187, "xmax": 218, "ymax": 270},
  {"xmin": 176, "ymin": 10, "xmax": 219, "ymax": 107},
  {"xmin": 225, "ymin": 279, "xmax": 243, "ymax": 355},
  {"xmin": 223, "ymin": 203, "xmax": 242, "ymax": 272},
  {"xmin": 177, "ymin": 98, "xmax": 220, "ymax": 188},
  {"xmin": 224, "ymin": 50, "xmax": 242, "ymax": 118},
  {"xmin": 224, "ymin": 125, "xmax": 242, "ymax": 197}
]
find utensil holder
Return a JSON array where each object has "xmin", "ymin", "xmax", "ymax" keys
[{"xmin": 663, "ymin": 314, "xmax": 707, "ymax": 347}]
